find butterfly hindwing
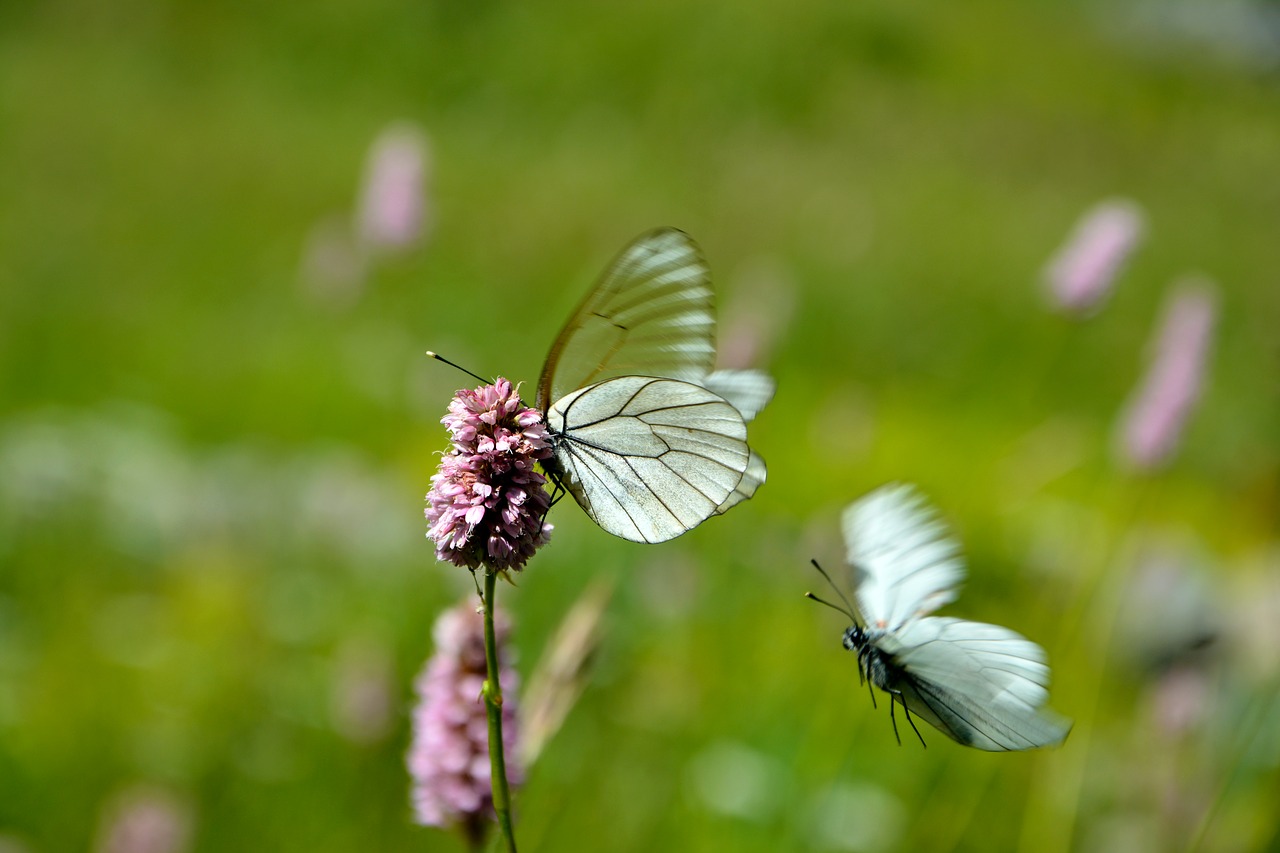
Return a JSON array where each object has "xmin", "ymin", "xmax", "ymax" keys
[
  {"xmin": 547, "ymin": 376, "xmax": 749, "ymax": 543},
  {"xmin": 713, "ymin": 449, "xmax": 767, "ymax": 516},
  {"xmin": 702, "ymin": 369, "xmax": 775, "ymax": 424},
  {"xmin": 878, "ymin": 617, "xmax": 1071, "ymax": 751},
  {"xmin": 702, "ymin": 370, "xmax": 774, "ymax": 514}
]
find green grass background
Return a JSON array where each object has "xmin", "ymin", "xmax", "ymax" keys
[{"xmin": 2, "ymin": 0, "xmax": 1278, "ymax": 850}]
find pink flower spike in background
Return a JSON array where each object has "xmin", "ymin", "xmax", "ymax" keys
[
  {"xmin": 93, "ymin": 786, "xmax": 192, "ymax": 853},
  {"xmin": 356, "ymin": 123, "xmax": 431, "ymax": 254},
  {"xmin": 1044, "ymin": 198, "xmax": 1146, "ymax": 316},
  {"xmin": 1117, "ymin": 277, "xmax": 1218, "ymax": 471},
  {"xmin": 425, "ymin": 378, "xmax": 553, "ymax": 573},
  {"xmin": 407, "ymin": 601, "xmax": 522, "ymax": 845}
]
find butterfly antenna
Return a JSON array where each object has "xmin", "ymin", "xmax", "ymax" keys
[
  {"xmin": 804, "ymin": 591, "xmax": 850, "ymax": 617},
  {"xmin": 426, "ymin": 351, "xmax": 490, "ymax": 385},
  {"xmin": 809, "ymin": 559, "xmax": 859, "ymax": 620}
]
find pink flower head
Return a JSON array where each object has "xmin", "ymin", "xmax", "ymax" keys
[
  {"xmin": 1044, "ymin": 198, "xmax": 1146, "ymax": 316},
  {"xmin": 356, "ymin": 123, "xmax": 431, "ymax": 253},
  {"xmin": 407, "ymin": 602, "xmax": 522, "ymax": 843},
  {"xmin": 1117, "ymin": 278, "xmax": 1218, "ymax": 470},
  {"xmin": 93, "ymin": 786, "xmax": 192, "ymax": 853},
  {"xmin": 425, "ymin": 378, "xmax": 553, "ymax": 572}
]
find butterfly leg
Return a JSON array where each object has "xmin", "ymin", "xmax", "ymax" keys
[
  {"xmin": 886, "ymin": 692, "xmax": 902, "ymax": 746},
  {"xmin": 901, "ymin": 701, "xmax": 927, "ymax": 749},
  {"xmin": 857, "ymin": 648, "xmax": 876, "ymax": 707},
  {"xmin": 544, "ymin": 469, "xmax": 566, "ymax": 508},
  {"xmin": 538, "ymin": 468, "xmax": 566, "ymax": 533}
]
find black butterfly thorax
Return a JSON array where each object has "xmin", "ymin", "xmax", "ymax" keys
[{"xmin": 841, "ymin": 625, "xmax": 908, "ymax": 694}]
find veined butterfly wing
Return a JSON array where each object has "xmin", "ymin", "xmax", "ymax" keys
[
  {"xmin": 703, "ymin": 369, "xmax": 774, "ymax": 514},
  {"xmin": 536, "ymin": 229, "xmax": 715, "ymax": 412},
  {"xmin": 843, "ymin": 483, "xmax": 964, "ymax": 631},
  {"xmin": 546, "ymin": 376, "xmax": 749, "ymax": 543},
  {"xmin": 703, "ymin": 369, "xmax": 775, "ymax": 424},
  {"xmin": 877, "ymin": 617, "xmax": 1071, "ymax": 751}
]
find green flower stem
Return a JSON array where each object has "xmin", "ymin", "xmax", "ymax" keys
[{"xmin": 481, "ymin": 569, "xmax": 518, "ymax": 853}]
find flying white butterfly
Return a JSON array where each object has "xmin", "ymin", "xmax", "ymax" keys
[
  {"xmin": 534, "ymin": 228, "xmax": 773, "ymax": 543},
  {"xmin": 808, "ymin": 484, "xmax": 1071, "ymax": 751}
]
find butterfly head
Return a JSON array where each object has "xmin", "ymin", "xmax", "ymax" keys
[{"xmin": 842, "ymin": 624, "xmax": 869, "ymax": 653}]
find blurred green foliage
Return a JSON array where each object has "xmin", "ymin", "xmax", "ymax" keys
[{"xmin": 1, "ymin": 0, "xmax": 1278, "ymax": 850}]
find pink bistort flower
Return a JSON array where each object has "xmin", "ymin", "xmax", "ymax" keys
[
  {"xmin": 93, "ymin": 786, "xmax": 192, "ymax": 853},
  {"xmin": 425, "ymin": 378, "xmax": 553, "ymax": 572},
  {"xmin": 1117, "ymin": 278, "xmax": 1218, "ymax": 470},
  {"xmin": 1044, "ymin": 198, "xmax": 1146, "ymax": 316},
  {"xmin": 356, "ymin": 123, "xmax": 431, "ymax": 254},
  {"xmin": 407, "ymin": 602, "xmax": 522, "ymax": 844}
]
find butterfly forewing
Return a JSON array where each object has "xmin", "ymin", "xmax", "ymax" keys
[
  {"xmin": 880, "ymin": 617, "xmax": 1071, "ymax": 751},
  {"xmin": 547, "ymin": 376, "xmax": 749, "ymax": 543},
  {"xmin": 537, "ymin": 229, "xmax": 715, "ymax": 412},
  {"xmin": 843, "ymin": 483, "xmax": 965, "ymax": 631}
]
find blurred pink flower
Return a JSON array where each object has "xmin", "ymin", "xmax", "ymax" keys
[
  {"xmin": 407, "ymin": 601, "xmax": 521, "ymax": 843},
  {"xmin": 298, "ymin": 215, "xmax": 365, "ymax": 309},
  {"xmin": 356, "ymin": 123, "xmax": 431, "ymax": 253},
  {"xmin": 93, "ymin": 787, "xmax": 192, "ymax": 853},
  {"xmin": 1117, "ymin": 278, "xmax": 1218, "ymax": 470},
  {"xmin": 425, "ymin": 378, "xmax": 553, "ymax": 572},
  {"xmin": 1044, "ymin": 198, "xmax": 1146, "ymax": 315},
  {"xmin": 330, "ymin": 638, "xmax": 395, "ymax": 745},
  {"xmin": 719, "ymin": 258, "xmax": 796, "ymax": 369}
]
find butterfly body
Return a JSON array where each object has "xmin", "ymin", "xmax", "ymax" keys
[
  {"xmin": 819, "ymin": 484, "xmax": 1071, "ymax": 751},
  {"xmin": 842, "ymin": 625, "xmax": 896, "ymax": 694}
]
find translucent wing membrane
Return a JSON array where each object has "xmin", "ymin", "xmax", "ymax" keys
[
  {"xmin": 713, "ymin": 450, "xmax": 766, "ymax": 516},
  {"xmin": 703, "ymin": 370, "xmax": 773, "ymax": 513},
  {"xmin": 843, "ymin": 483, "xmax": 965, "ymax": 631},
  {"xmin": 537, "ymin": 229, "xmax": 715, "ymax": 411},
  {"xmin": 880, "ymin": 617, "xmax": 1072, "ymax": 751},
  {"xmin": 702, "ymin": 370, "xmax": 775, "ymax": 423},
  {"xmin": 547, "ymin": 376, "xmax": 749, "ymax": 543}
]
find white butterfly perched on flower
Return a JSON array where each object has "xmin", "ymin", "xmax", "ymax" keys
[
  {"xmin": 535, "ymin": 228, "xmax": 773, "ymax": 543},
  {"xmin": 808, "ymin": 484, "xmax": 1071, "ymax": 751}
]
